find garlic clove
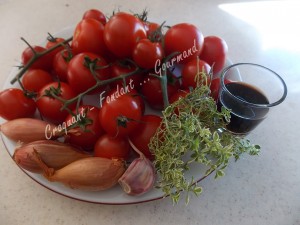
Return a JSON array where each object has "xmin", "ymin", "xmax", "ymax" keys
[
  {"xmin": 118, "ymin": 139, "xmax": 156, "ymax": 196},
  {"xmin": 118, "ymin": 157, "xmax": 156, "ymax": 195}
]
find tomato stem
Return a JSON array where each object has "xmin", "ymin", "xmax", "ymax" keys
[
  {"xmin": 134, "ymin": 8, "xmax": 148, "ymax": 22},
  {"xmin": 16, "ymin": 76, "xmax": 37, "ymax": 99},
  {"xmin": 61, "ymin": 68, "xmax": 141, "ymax": 111},
  {"xmin": 10, "ymin": 36, "xmax": 73, "ymax": 85},
  {"xmin": 156, "ymin": 51, "xmax": 181, "ymax": 109},
  {"xmin": 21, "ymin": 37, "xmax": 37, "ymax": 55},
  {"xmin": 148, "ymin": 21, "xmax": 165, "ymax": 43},
  {"xmin": 160, "ymin": 72, "xmax": 169, "ymax": 109},
  {"xmin": 47, "ymin": 32, "xmax": 57, "ymax": 43},
  {"xmin": 149, "ymin": 71, "xmax": 169, "ymax": 109},
  {"xmin": 48, "ymin": 91, "xmax": 75, "ymax": 115}
]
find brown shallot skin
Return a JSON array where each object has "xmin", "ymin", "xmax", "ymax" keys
[
  {"xmin": 0, "ymin": 118, "xmax": 59, "ymax": 143},
  {"xmin": 13, "ymin": 140, "xmax": 90, "ymax": 173},
  {"xmin": 33, "ymin": 154, "xmax": 126, "ymax": 191}
]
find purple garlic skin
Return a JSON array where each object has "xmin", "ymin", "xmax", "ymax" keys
[{"xmin": 118, "ymin": 157, "xmax": 155, "ymax": 196}]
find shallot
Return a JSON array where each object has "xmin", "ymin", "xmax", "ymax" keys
[
  {"xmin": 32, "ymin": 152, "xmax": 125, "ymax": 191},
  {"xmin": 13, "ymin": 140, "xmax": 90, "ymax": 173},
  {"xmin": 0, "ymin": 118, "xmax": 60, "ymax": 142}
]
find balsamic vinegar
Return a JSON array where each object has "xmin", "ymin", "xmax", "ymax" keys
[{"xmin": 218, "ymin": 82, "xmax": 270, "ymax": 134}]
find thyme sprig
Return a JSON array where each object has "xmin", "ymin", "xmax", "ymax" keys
[{"xmin": 149, "ymin": 77, "xmax": 260, "ymax": 205}]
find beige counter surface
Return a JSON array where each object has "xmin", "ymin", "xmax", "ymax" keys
[{"xmin": 1, "ymin": 0, "xmax": 300, "ymax": 224}]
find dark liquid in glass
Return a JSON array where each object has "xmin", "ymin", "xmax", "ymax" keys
[{"xmin": 218, "ymin": 82, "xmax": 270, "ymax": 134}]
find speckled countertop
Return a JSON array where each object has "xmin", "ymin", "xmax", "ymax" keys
[{"xmin": 0, "ymin": 0, "xmax": 300, "ymax": 224}]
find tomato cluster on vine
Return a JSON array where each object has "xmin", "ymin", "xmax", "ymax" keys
[{"xmin": 0, "ymin": 9, "xmax": 228, "ymax": 160}]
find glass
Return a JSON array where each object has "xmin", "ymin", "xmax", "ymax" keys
[{"xmin": 218, "ymin": 63, "xmax": 287, "ymax": 136}]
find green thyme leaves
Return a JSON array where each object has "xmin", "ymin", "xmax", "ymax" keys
[{"xmin": 149, "ymin": 84, "xmax": 260, "ymax": 205}]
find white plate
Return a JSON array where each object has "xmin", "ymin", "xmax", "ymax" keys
[{"xmin": 0, "ymin": 26, "xmax": 239, "ymax": 204}]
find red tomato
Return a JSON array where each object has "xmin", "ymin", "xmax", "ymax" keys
[
  {"xmin": 169, "ymin": 89, "xmax": 190, "ymax": 115},
  {"xmin": 36, "ymin": 82, "xmax": 76, "ymax": 124},
  {"xmin": 199, "ymin": 36, "xmax": 228, "ymax": 74},
  {"xmin": 181, "ymin": 58, "xmax": 211, "ymax": 89},
  {"xmin": 0, "ymin": 88, "xmax": 36, "ymax": 120},
  {"xmin": 46, "ymin": 36, "xmax": 65, "ymax": 62},
  {"xmin": 129, "ymin": 115, "xmax": 162, "ymax": 160},
  {"xmin": 169, "ymin": 89, "xmax": 190, "ymax": 104},
  {"xmin": 94, "ymin": 134, "xmax": 130, "ymax": 159},
  {"xmin": 110, "ymin": 61, "xmax": 143, "ymax": 90},
  {"xmin": 46, "ymin": 37, "xmax": 65, "ymax": 49},
  {"xmin": 99, "ymin": 91, "xmax": 142, "ymax": 137},
  {"xmin": 82, "ymin": 9, "xmax": 106, "ymax": 25},
  {"xmin": 53, "ymin": 49, "xmax": 72, "ymax": 82},
  {"xmin": 164, "ymin": 23, "xmax": 204, "ymax": 64},
  {"xmin": 21, "ymin": 45, "xmax": 52, "ymax": 71},
  {"xmin": 141, "ymin": 74, "xmax": 179, "ymax": 110},
  {"xmin": 210, "ymin": 78, "xmax": 231, "ymax": 102},
  {"xmin": 132, "ymin": 39, "xmax": 164, "ymax": 69},
  {"xmin": 72, "ymin": 18, "xmax": 107, "ymax": 56},
  {"xmin": 144, "ymin": 22, "xmax": 160, "ymax": 38},
  {"xmin": 67, "ymin": 52, "xmax": 111, "ymax": 94},
  {"xmin": 126, "ymin": 89, "xmax": 145, "ymax": 115},
  {"xmin": 103, "ymin": 88, "xmax": 145, "ymax": 114},
  {"xmin": 22, "ymin": 69, "xmax": 53, "ymax": 92},
  {"xmin": 104, "ymin": 12, "xmax": 147, "ymax": 58},
  {"xmin": 65, "ymin": 105, "xmax": 104, "ymax": 150}
]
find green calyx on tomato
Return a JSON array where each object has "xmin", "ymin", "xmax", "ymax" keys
[
  {"xmin": 41, "ymin": 81, "xmax": 63, "ymax": 98},
  {"xmin": 61, "ymin": 49, "xmax": 73, "ymax": 63},
  {"xmin": 36, "ymin": 82, "xmax": 76, "ymax": 124},
  {"xmin": 116, "ymin": 115, "xmax": 135, "ymax": 129},
  {"xmin": 146, "ymin": 21, "xmax": 164, "ymax": 42},
  {"xmin": 133, "ymin": 8, "xmax": 149, "ymax": 22},
  {"xmin": 104, "ymin": 12, "xmax": 147, "ymax": 58},
  {"xmin": 110, "ymin": 60, "xmax": 143, "ymax": 90},
  {"xmin": 99, "ymin": 91, "xmax": 143, "ymax": 137},
  {"xmin": 65, "ymin": 105, "xmax": 104, "ymax": 150},
  {"xmin": 67, "ymin": 52, "xmax": 111, "ymax": 95},
  {"xmin": 67, "ymin": 107, "xmax": 92, "ymax": 131},
  {"xmin": 83, "ymin": 56, "xmax": 100, "ymax": 72},
  {"xmin": 83, "ymin": 55, "xmax": 110, "ymax": 75}
]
